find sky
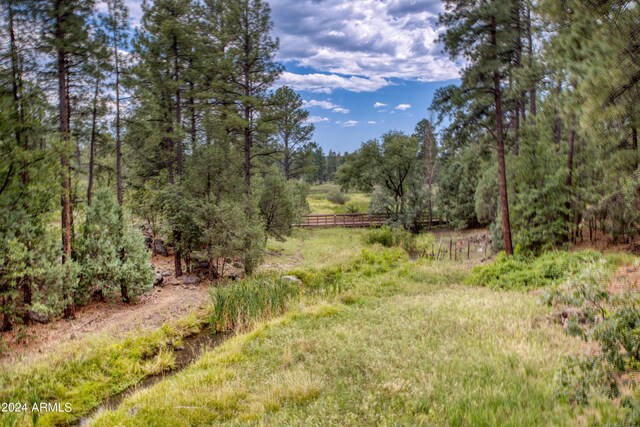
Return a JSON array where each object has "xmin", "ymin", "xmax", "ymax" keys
[{"xmin": 121, "ymin": 0, "xmax": 461, "ymax": 153}]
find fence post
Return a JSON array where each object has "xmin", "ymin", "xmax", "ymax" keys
[{"xmin": 449, "ymin": 239, "xmax": 452, "ymax": 260}]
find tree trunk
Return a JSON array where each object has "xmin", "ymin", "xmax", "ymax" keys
[
  {"xmin": 114, "ymin": 27, "xmax": 123, "ymax": 206},
  {"xmin": 56, "ymin": 0, "xmax": 75, "ymax": 318},
  {"xmin": 244, "ymin": 107, "xmax": 252, "ymax": 192},
  {"xmin": 632, "ymin": 126, "xmax": 638, "ymax": 170},
  {"xmin": 87, "ymin": 77, "xmax": 99, "ymax": 206},
  {"xmin": 554, "ymin": 80, "xmax": 562, "ymax": 144},
  {"xmin": 284, "ymin": 135, "xmax": 290, "ymax": 180},
  {"xmin": 491, "ymin": 16, "xmax": 514, "ymax": 256},
  {"xmin": 172, "ymin": 36, "xmax": 183, "ymax": 277},
  {"xmin": 526, "ymin": 2, "xmax": 536, "ymax": 116},
  {"xmin": 173, "ymin": 36, "xmax": 183, "ymax": 178}
]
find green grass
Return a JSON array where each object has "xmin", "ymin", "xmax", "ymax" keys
[
  {"xmin": 265, "ymin": 228, "xmax": 369, "ymax": 269},
  {"xmin": 0, "ymin": 315, "xmax": 205, "ymax": 426},
  {"xmin": 210, "ymin": 275, "xmax": 301, "ymax": 332},
  {"xmin": 86, "ymin": 253, "xmax": 585, "ymax": 427},
  {"xmin": 466, "ymin": 250, "xmax": 625, "ymax": 290},
  {"xmin": 307, "ymin": 183, "xmax": 370, "ymax": 214}
]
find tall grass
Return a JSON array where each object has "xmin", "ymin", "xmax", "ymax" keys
[
  {"xmin": 210, "ymin": 276, "xmax": 300, "ymax": 332},
  {"xmin": 465, "ymin": 250, "xmax": 621, "ymax": 290}
]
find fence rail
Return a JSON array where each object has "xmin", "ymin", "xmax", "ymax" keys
[{"xmin": 295, "ymin": 213, "xmax": 441, "ymax": 228}]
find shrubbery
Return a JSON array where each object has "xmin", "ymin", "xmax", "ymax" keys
[
  {"xmin": 545, "ymin": 260, "xmax": 640, "ymax": 426},
  {"xmin": 465, "ymin": 250, "xmax": 611, "ymax": 290},
  {"xmin": 326, "ymin": 189, "xmax": 350, "ymax": 205},
  {"xmin": 77, "ymin": 189, "xmax": 154, "ymax": 302}
]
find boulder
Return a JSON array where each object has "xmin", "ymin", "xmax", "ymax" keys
[
  {"xmin": 281, "ymin": 275, "xmax": 302, "ymax": 285},
  {"xmin": 28, "ymin": 310, "xmax": 50, "ymax": 324},
  {"xmin": 183, "ymin": 275, "xmax": 200, "ymax": 285},
  {"xmin": 154, "ymin": 274, "xmax": 164, "ymax": 287},
  {"xmin": 153, "ymin": 239, "xmax": 168, "ymax": 257}
]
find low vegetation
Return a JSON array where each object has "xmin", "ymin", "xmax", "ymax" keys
[
  {"xmin": 0, "ymin": 315, "xmax": 205, "ymax": 426},
  {"xmin": 85, "ymin": 248, "xmax": 585, "ymax": 427},
  {"xmin": 465, "ymin": 250, "xmax": 624, "ymax": 290}
]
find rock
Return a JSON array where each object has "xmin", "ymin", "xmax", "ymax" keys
[
  {"xmin": 228, "ymin": 272, "xmax": 240, "ymax": 281},
  {"xmin": 169, "ymin": 279, "xmax": 181, "ymax": 286},
  {"xmin": 194, "ymin": 260, "xmax": 210, "ymax": 271},
  {"xmin": 28, "ymin": 310, "xmax": 50, "ymax": 324},
  {"xmin": 281, "ymin": 275, "xmax": 302, "ymax": 285},
  {"xmin": 161, "ymin": 269, "xmax": 172, "ymax": 277},
  {"xmin": 153, "ymin": 239, "xmax": 168, "ymax": 257},
  {"xmin": 183, "ymin": 275, "xmax": 200, "ymax": 285},
  {"xmin": 154, "ymin": 274, "xmax": 164, "ymax": 287}
]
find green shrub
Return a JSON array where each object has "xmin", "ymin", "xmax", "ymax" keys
[
  {"xmin": 77, "ymin": 189, "xmax": 154, "ymax": 302},
  {"xmin": 210, "ymin": 276, "xmax": 300, "ymax": 332},
  {"xmin": 326, "ymin": 189, "xmax": 350, "ymax": 205},
  {"xmin": 466, "ymin": 250, "xmax": 611, "ymax": 290},
  {"xmin": 365, "ymin": 226, "xmax": 418, "ymax": 256},
  {"xmin": 546, "ymin": 260, "xmax": 640, "ymax": 415}
]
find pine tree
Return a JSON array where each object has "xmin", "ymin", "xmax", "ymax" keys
[
  {"xmin": 219, "ymin": 0, "xmax": 282, "ymax": 192},
  {"xmin": 439, "ymin": 0, "xmax": 520, "ymax": 254},
  {"xmin": 270, "ymin": 86, "xmax": 315, "ymax": 180}
]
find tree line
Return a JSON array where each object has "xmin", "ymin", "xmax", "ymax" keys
[
  {"xmin": 0, "ymin": 0, "xmax": 318, "ymax": 331},
  {"xmin": 338, "ymin": 0, "xmax": 639, "ymax": 255}
]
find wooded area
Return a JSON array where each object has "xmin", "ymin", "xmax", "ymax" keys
[{"xmin": 1, "ymin": 1, "xmax": 640, "ymax": 426}]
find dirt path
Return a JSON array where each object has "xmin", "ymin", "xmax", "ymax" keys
[{"xmin": 0, "ymin": 255, "xmax": 214, "ymax": 365}]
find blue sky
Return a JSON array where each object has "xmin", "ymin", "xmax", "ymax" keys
[{"xmin": 121, "ymin": 0, "xmax": 461, "ymax": 153}]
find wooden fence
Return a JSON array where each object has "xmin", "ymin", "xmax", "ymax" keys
[{"xmin": 295, "ymin": 213, "xmax": 441, "ymax": 228}]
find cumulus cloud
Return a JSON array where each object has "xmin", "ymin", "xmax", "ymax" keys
[
  {"xmin": 373, "ymin": 102, "xmax": 388, "ymax": 108},
  {"xmin": 306, "ymin": 116, "xmax": 330, "ymax": 123},
  {"xmin": 278, "ymin": 71, "xmax": 390, "ymax": 93},
  {"xmin": 337, "ymin": 120, "xmax": 359, "ymax": 127},
  {"xmin": 332, "ymin": 107, "xmax": 350, "ymax": 114},
  {"xmin": 395, "ymin": 103, "xmax": 412, "ymax": 111},
  {"xmin": 270, "ymin": 0, "xmax": 460, "ymax": 83},
  {"xmin": 367, "ymin": 121, "xmax": 377, "ymax": 124}
]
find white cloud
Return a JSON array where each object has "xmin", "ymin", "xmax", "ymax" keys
[
  {"xmin": 271, "ymin": 0, "xmax": 460, "ymax": 83},
  {"xmin": 278, "ymin": 71, "xmax": 390, "ymax": 94},
  {"xmin": 303, "ymin": 99, "xmax": 350, "ymax": 114},
  {"xmin": 306, "ymin": 116, "xmax": 330, "ymax": 123},
  {"xmin": 373, "ymin": 102, "xmax": 388, "ymax": 108},
  {"xmin": 395, "ymin": 103, "xmax": 412, "ymax": 111},
  {"xmin": 367, "ymin": 121, "xmax": 377, "ymax": 124},
  {"xmin": 337, "ymin": 120, "xmax": 359, "ymax": 127},
  {"xmin": 303, "ymin": 100, "xmax": 338, "ymax": 109}
]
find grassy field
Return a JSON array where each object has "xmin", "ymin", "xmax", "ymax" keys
[
  {"xmin": 264, "ymin": 228, "xmax": 369, "ymax": 269},
  {"xmin": 307, "ymin": 183, "xmax": 370, "ymax": 214},
  {"xmin": 4, "ymin": 228, "xmax": 630, "ymax": 426},
  {"xmin": 85, "ymin": 244, "xmax": 591, "ymax": 426}
]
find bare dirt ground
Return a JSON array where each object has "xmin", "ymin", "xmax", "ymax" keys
[{"xmin": 0, "ymin": 255, "xmax": 218, "ymax": 365}]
